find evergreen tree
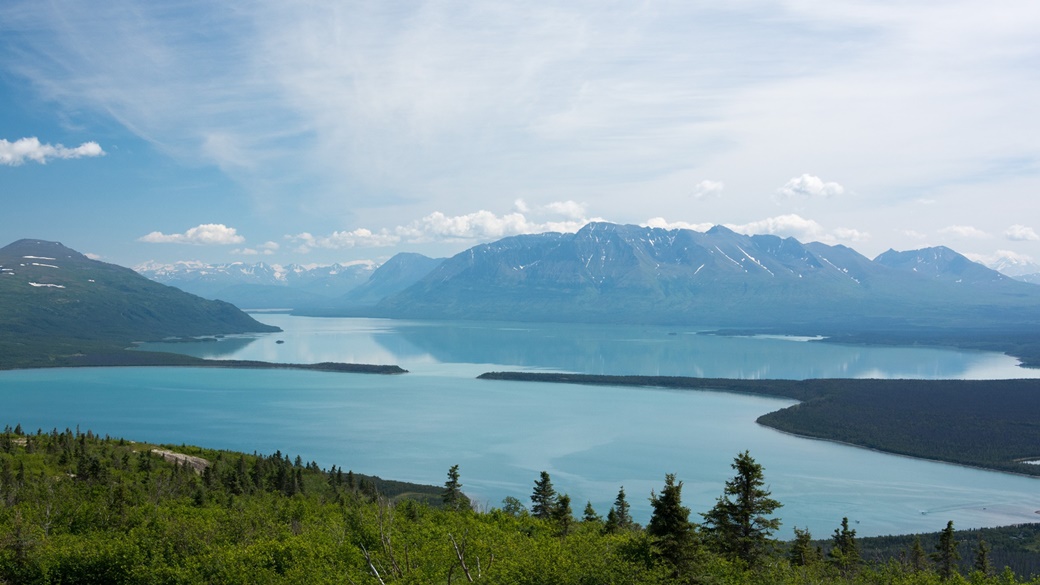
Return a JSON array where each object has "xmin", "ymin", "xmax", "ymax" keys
[
  {"xmin": 442, "ymin": 464, "xmax": 466, "ymax": 511},
  {"xmin": 932, "ymin": 520, "xmax": 960, "ymax": 581},
  {"xmin": 788, "ymin": 527, "xmax": 820, "ymax": 567},
  {"xmin": 701, "ymin": 450, "xmax": 782, "ymax": 567},
  {"xmin": 647, "ymin": 473, "xmax": 695, "ymax": 577},
  {"xmin": 530, "ymin": 471, "xmax": 557, "ymax": 520},
  {"xmin": 973, "ymin": 537, "xmax": 991, "ymax": 576},
  {"xmin": 552, "ymin": 493, "xmax": 574, "ymax": 535},
  {"xmin": 582, "ymin": 501, "xmax": 602, "ymax": 523},
  {"xmin": 828, "ymin": 517, "xmax": 860, "ymax": 576},
  {"xmin": 605, "ymin": 486, "xmax": 634, "ymax": 533},
  {"xmin": 908, "ymin": 535, "xmax": 928, "ymax": 573}
]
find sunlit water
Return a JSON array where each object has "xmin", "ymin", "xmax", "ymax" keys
[{"xmin": 2, "ymin": 314, "xmax": 1038, "ymax": 538}]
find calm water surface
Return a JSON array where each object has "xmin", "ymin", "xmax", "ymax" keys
[{"xmin": 2, "ymin": 314, "xmax": 1038, "ymax": 539}]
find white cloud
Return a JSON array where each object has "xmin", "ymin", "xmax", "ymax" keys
[
  {"xmin": 542, "ymin": 200, "xmax": 587, "ymax": 220},
  {"xmin": 903, "ymin": 230, "xmax": 927, "ymax": 240},
  {"xmin": 293, "ymin": 228, "xmax": 402, "ymax": 251},
  {"xmin": 138, "ymin": 224, "xmax": 246, "ymax": 245},
  {"xmin": 84, "ymin": 252, "xmax": 102, "ymax": 260},
  {"xmin": 642, "ymin": 218, "xmax": 715, "ymax": 232},
  {"xmin": 5, "ymin": 1, "xmax": 1040, "ymax": 251},
  {"xmin": 728, "ymin": 214, "xmax": 828, "ymax": 241},
  {"xmin": 644, "ymin": 214, "xmax": 864, "ymax": 244},
  {"xmin": 938, "ymin": 225, "xmax": 989, "ymax": 238},
  {"xmin": 775, "ymin": 174, "xmax": 845, "ymax": 202},
  {"xmin": 0, "ymin": 137, "xmax": 104, "ymax": 165},
  {"xmin": 291, "ymin": 202, "xmax": 602, "ymax": 251},
  {"xmin": 232, "ymin": 241, "xmax": 280, "ymax": 256},
  {"xmin": 692, "ymin": 180, "xmax": 724, "ymax": 199},
  {"xmin": 832, "ymin": 227, "xmax": 871, "ymax": 242},
  {"xmin": 1005, "ymin": 224, "xmax": 1039, "ymax": 241}
]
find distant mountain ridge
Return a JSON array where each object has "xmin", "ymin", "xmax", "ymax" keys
[
  {"xmin": 133, "ymin": 223, "xmax": 1040, "ymax": 330},
  {"xmin": 368, "ymin": 222, "xmax": 1040, "ymax": 329},
  {"xmin": 135, "ymin": 259, "xmax": 377, "ymax": 309},
  {"xmin": 0, "ymin": 239, "xmax": 278, "ymax": 368}
]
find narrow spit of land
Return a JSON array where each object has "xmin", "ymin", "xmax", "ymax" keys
[
  {"xmin": 477, "ymin": 372, "xmax": 1040, "ymax": 477},
  {"xmin": 5, "ymin": 346, "xmax": 408, "ymax": 374}
]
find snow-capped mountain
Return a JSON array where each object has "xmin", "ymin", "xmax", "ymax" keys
[
  {"xmin": 969, "ymin": 251, "xmax": 1040, "ymax": 284},
  {"xmin": 135, "ymin": 260, "xmax": 376, "ymax": 309},
  {"xmin": 371, "ymin": 222, "xmax": 1040, "ymax": 328}
]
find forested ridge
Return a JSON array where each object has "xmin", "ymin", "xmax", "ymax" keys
[
  {"xmin": 478, "ymin": 373, "xmax": 1040, "ymax": 476},
  {"xmin": 2, "ymin": 425, "xmax": 1040, "ymax": 584}
]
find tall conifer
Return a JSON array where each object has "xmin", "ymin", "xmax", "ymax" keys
[{"xmin": 702, "ymin": 450, "xmax": 782, "ymax": 567}]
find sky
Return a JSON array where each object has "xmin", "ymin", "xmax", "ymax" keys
[{"xmin": 2, "ymin": 0, "xmax": 1039, "ymax": 272}]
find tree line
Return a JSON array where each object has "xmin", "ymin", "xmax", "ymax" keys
[{"xmin": 1, "ymin": 424, "xmax": 1037, "ymax": 584}]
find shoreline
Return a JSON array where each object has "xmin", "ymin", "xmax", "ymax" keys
[{"xmin": 478, "ymin": 371, "xmax": 1040, "ymax": 480}]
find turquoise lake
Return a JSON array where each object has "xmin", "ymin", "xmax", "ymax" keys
[{"xmin": 2, "ymin": 314, "xmax": 1039, "ymax": 538}]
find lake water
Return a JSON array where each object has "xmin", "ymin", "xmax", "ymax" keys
[{"xmin": 2, "ymin": 314, "xmax": 1039, "ymax": 539}]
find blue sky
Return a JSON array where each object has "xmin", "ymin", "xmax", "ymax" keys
[{"xmin": 2, "ymin": 0, "xmax": 1039, "ymax": 271}]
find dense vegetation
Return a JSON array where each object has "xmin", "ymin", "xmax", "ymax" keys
[
  {"xmin": 2, "ymin": 425, "xmax": 1040, "ymax": 584},
  {"xmin": 477, "ymin": 373, "xmax": 1040, "ymax": 476}
]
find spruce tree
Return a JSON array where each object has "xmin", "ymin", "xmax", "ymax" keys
[
  {"xmin": 530, "ymin": 471, "xmax": 557, "ymax": 519},
  {"xmin": 552, "ymin": 493, "xmax": 574, "ymax": 535},
  {"xmin": 647, "ymin": 473, "xmax": 695, "ymax": 577},
  {"xmin": 788, "ymin": 527, "xmax": 820, "ymax": 566},
  {"xmin": 908, "ymin": 535, "xmax": 928, "ymax": 573},
  {"xmin": 701, "ymin": 450, "xmax": 782, "ymax": 567},
  {"xmin": 828, "ymin": 517, "xmax": 860, "ymax": 576},
  {"xmin": 582, "ymin": 501, "xmax": 602, "ymax": 523},
  {"xmin": 442, "ymin": 464, "xmax": 466, "ymax": 511},
  {"xmin": 605, "ymin": 486, "xmax": 634, "ymax": 532},
  {"xmin": 973, "ymin": 537, "xmax": 991, "ymax": 576},
  {"xmin": 932, "ymin": 520, "xmax": 960, "ymax": 581}
]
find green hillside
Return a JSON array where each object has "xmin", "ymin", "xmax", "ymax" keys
[
  {"xmin": 0, "ymin": 239, "xmax": 279, "ymax": 369},
  {"xmin": 1, "ymin": 426, "xmax": 1038, "ymax": 584}
]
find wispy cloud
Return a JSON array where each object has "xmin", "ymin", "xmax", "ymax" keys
[
  {"xmin": 3, "ymin": 0, "xmax": 1039, "ymax": 263},
  {"xmin": 0, "ymin": 137, "xmax": 104, "ymax": 165},
  {"xmin": 290, "ymin": 201, "xmax": 601, "ymax": 251},
  {"xmin": 644, "ymin": 214, "xmax": 868, "ymax": 245},
  {"xmin": 643, "ymin": 218, "xmax": 715, "ymax": 232},
  {"xmin": 692, "ymin": 180, "xmax": 724, "ymax": 200},
  {"xmin": 938, "ymin": 225, "xmax": 989, "ymax": 238},
  {"xmin": 1005, "ymin": 224, "xmax": 1039, "ymax": 241},
  {"xmin": 139, "ymin": 224, "xmax": 246, "ymax": 245},
  {"xmin": 232, "ymin": 241, "xmax": 280, "ymax": 256},
  {"xmin": 728, "ymin": 214, "xmax": 827, "ymax": 241}
]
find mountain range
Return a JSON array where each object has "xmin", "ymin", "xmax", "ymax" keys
[
  {"xmin": 135, "ymin": 259, "xmax": 377, "ymax": 309},
  {"xmin": 365, "ymin": 222, "xmax": 1040, "ymax": 330},
  {"xmin": 137, "ymin": 225, "xmax": 1040, "ymax": 327},
  {"xmin": 8, "ymin": 226, "xmax": 1040, "ymax": 366}
]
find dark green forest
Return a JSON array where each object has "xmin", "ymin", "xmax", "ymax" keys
[
  {"xmin": 478, "ymin": 373, "xmax": 1040, "ymax": 477},
  {"xmin": 2, "ymin": 425, "xmax": 1040, "ymax": 584}
]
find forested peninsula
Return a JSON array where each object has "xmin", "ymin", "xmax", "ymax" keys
[
  {"xmin": 477, "ymin": 373, "xmax": 1040, "ymax": 477},
  {"xmin": 2, "ymin": 426, "xmax": 1040, "ymax": 584}
]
